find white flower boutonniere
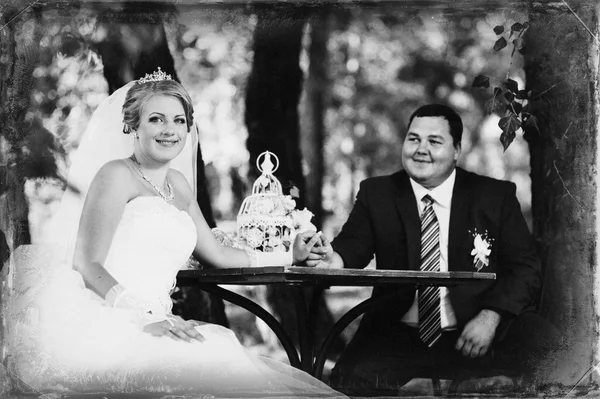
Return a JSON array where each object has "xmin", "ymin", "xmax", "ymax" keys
[{"xmin": 470, "ymin": 229, "xmax": 494, "ymax": 272}]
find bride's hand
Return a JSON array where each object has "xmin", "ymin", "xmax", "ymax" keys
[
  {"xmin": 292, "ymin": 231, "xmax": 323, "ymax": 265},
  {"xmin": 143, "ymin": 316, "xmax": 205, "ymax": 343}
]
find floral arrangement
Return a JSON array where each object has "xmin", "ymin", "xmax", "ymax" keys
[
  {"xmin": 238, "ymin": 194, "xmax": 316, "ymax": 253},
  {"xmin": 469, "ymin": 229, "xmax": 494, "ymax": 272}
]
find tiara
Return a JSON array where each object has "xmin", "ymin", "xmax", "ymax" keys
[{"xmin": 138, "ymin": 67, "xmax": 172, "ymax": 84}]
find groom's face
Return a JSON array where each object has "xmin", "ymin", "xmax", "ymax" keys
[{"xmin": 402, "ymin": 116, "xmax": 461, "ymax": 189}]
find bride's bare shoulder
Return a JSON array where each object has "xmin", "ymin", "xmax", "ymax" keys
[
  {"xmin": 97, "ymin": 159, "xmax": 134, "ymax": 175},
  {"xmin": 91, "ymin": 159, "xmax": 136, "ymax": 188},
  {"xmin": 167, "ymin": 168, "xmax": 194, "ymax": 201}
]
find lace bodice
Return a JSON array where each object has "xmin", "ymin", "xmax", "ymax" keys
[{"xmin": 103, "ymin": 196, "xmax": 197, "ymax": 311}]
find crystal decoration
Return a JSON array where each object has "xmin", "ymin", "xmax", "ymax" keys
[
  {"xmin": 138, "ymin": 67, "xmax": 172, "ymax": 84},
  {"xmin": 237, "ymin": 151, "xmax": 301, "ymax": 253}
]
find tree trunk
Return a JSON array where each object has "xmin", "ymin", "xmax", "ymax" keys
[
  {"xmin": 244, "ymin": 6, "xmax": 344, "ymax": 356},
  {"xmin": 244, "ymin": 6, "xmax": 307, "ymax": 203},
  {"xmin": 93, "ymin": 4, "xmax": 216, "ymax": 228},
  {"xmin": 0, "ymin": 6, "xmax": 41, "ymax": 253},
  {"xmin": 0, "ymin": 4, "xmax": 42, "ymax": 394},
  {"xmin": 92, "ymin": 4, "xmax": 225, "ymax": 326},
  {"xmin": 301, "ymin": 9, "xmax": 330, "ymax": 230},
  {"xmin": 523, "ymin": 1, "xmax": 597, "ymax": 389},
  {"xmin": 93, "ymin": 4, "xmax": 179, "ymax": 93}
]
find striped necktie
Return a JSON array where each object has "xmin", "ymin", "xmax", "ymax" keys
[{"xmin": 418, "ymin": 194, "xmax": 442, "ymax": 347}]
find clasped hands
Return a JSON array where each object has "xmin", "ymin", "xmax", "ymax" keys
[{"xmin": 292, "ymin": 230, "xmax": 332, "ymax": 267}]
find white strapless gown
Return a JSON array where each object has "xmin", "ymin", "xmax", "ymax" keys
[{"xmin": 3, "ymin": 196, "xmax": 344, "ymax": 398}]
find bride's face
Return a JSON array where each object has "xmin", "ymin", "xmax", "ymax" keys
[{"xmin": 134, "ymin": 94, "xmax": 188, "ymax": 164}]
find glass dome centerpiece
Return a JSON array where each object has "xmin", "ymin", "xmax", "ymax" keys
[{"xmin": 237, "ymin": 151, "xmax": 315, "ymax": 253}]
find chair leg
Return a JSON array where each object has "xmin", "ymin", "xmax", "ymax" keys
[
  {"xmin": 432, "ymin": 377, "xmax": 443, "ymax": 396},
  {"xmin": 447, "ymin": 378, "xmax": 462, "ymax": 395}
]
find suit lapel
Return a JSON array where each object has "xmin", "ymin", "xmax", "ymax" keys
[
  {"xmin": 392, "ymin": 171, "xmax": 421, "ymax": 271},
  {"xmin": 448, "ymin": 168, "xmax": 472, "ymax": 272}
]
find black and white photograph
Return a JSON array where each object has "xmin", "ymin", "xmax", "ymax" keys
[{"xmin": 0, "ymin": 0, "xmax": 597, "ymax": 397}]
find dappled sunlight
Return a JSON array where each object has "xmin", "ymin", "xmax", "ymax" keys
[{"xmin": 22, "ymin": 5, "xmax": 535, "ymax": 371}]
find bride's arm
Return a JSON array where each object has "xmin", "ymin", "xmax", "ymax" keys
[
  {"xmin": 72, "ymin": 160, "xmax": 134, "ymax": 298},
  {"xmin": 170, "ymin": 171, "xmax": 322, "ymax": 268},
  {"xmin": 169, "ymin": 171, "xmax": 253, "ymax": 268}
]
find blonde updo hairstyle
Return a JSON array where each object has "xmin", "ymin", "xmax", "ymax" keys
[{"xmin": 122, "ymin": 79, "xmax": 194, "ymax": 134}]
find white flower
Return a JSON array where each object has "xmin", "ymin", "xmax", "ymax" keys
[
  {"xmin": 283, "ymin": 196, "xmax": 297, "ymax": 211},
  {"xmin": 245, "ymin": 227, "xmax": 265, "ymax": 249},
  {"xmin": 268, "ymin": 236, "xmax": 283, "ymax": 248},
  {"xmin": 292, "ymin": 208, "xmax": 316, "ymax": 232},
  {"xmin": 470, "ymin": 233, "xmax": 492, "ymax": 271},
  {"xmin": 261, "ymin": 198, "xmax": 277, "ymax": 214}
]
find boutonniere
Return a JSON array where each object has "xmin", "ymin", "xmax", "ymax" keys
[{"xmin": 469, "ymin": 229, "xmax": 494, "ymax": 271}]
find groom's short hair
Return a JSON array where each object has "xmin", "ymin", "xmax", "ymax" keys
[{"xmin": 407, "ymin": 104, "xmax": 463, "ymax": 147}]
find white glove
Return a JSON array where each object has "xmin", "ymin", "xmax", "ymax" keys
[{"xmin": 105, "ymin": 284, "xmax": 168, "ymax": 326}]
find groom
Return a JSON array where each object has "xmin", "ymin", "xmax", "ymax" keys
[{"xmin": 314, "ymin": 104, "xmax": 559, "ymax": 394}]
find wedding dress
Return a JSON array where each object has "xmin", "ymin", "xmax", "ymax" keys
[
  {"xmin": 1, "ymin": 80, "xmax": 345, "ymax": 397},
  {"xmin": 4, "ymin": 195, "xmax": 344, "ymax": 397}
]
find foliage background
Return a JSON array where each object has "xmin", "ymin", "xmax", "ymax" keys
[
  {"xmin": 19, "ymin": 3, "xmax": 535, "ymax": 370},
  {"xmin": 28, "ymin": 6, "xmax": 531, "ymax": 240}
]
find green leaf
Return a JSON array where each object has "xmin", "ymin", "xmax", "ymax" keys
[
  {"xmin": 524, "ymin": 114, "xmax": 540, "ymax": 133},
  {"xmin": 511, "ymin": 22, "xmax": 525, "ymax": 32},
  {"xmin": 499, "ymin": 113, "xmax": 521, "ymax": 131},
  {"xmin": 289, "ymin": 186, "xmax": 300, "ymax": 198},
  {"xmin": 504, "ymin": 91, "xmax": 515, "ymax": 103},
  {"xmin": 485, "ymin": 87, "xmax": 504, "ymax": 114},
  {"xmin": 512, "ymin": 102, "xmax": 523, "ymax": 115},
  {"xmin": 499, "ymin": 114, "xmax": 521, "ymax": 150},
  {"xmin": 516, "ymin": 90, "xmax": 528, "ymax": 100},
  {"xmin": 493, "ymin": 25, "xmax": 505, "ymax": 35},
  {"xmin": 499, "ymin": 115, "xmax": 520, "ymax": 150},
  {"xmin": 500, "ymin": 131, "xmax": 516, "ymax": 151},
  {"xmin": 471, "ymin": 75, "xmax": 490, "ymax": 88},
  {"xmin": 493, "ymin": 37, "xmax": 507, "ymax": 51},
  {"xmin": 513, "ymin": 38, "xmax": 523, "ymax": 49},
  {"xmin": 505, "ymin": 78, "xmax": 519, "ymax": 93}
]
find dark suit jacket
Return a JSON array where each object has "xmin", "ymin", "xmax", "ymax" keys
[{"xmin": 331, "ymin": 167, "xmax": 541, "ymax": 338}]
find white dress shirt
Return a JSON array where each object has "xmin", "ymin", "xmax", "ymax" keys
[{"xmin": 401, "ymin": 169, "xmax": 458, "ymax": 330}]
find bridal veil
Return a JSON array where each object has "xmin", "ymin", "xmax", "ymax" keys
[{"xmin": 47, "ymin": 81, "xmax": 199, "ymax": 264}]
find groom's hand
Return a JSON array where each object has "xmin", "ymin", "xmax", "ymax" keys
[
  {"xmin": 455, "ymin": 309, "xmax": 501, "ymax": 357},
  {"xmin": 305, "ymin": 234, "xmax": 336, "ymax": 268}
]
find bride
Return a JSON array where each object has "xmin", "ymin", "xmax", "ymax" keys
[{"xmin": 3, "ymin": 69, "xmax": 341, "ymax": 397}]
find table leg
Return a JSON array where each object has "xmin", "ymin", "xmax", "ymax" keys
[
  {"xmin": 195, "ymin": 283, "xmax": 301, "ymax": 369},
  {"xmin": 291, "ymin": 285, "xmax": 313, "ymax": 373},
  {"xmin": 307, "ymin": 286, "xmax": 325, "ymax": 342}
]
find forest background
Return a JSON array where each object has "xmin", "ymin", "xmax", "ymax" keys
[{"xmin": 0, "ymin": 0, "xmax": 598, "ymax": 394}]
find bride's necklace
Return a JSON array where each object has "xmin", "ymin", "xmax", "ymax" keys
[{"xmin": 130, "ymin": 155, "xmax": 175, "ymax": 203}]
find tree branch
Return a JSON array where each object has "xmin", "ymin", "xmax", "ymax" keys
[
  {"xmin": 531, "ymin": 80, "xmax": 566, "ymax": 100},
  {"xmin": 0, "ymin": 0, "xmax": 40, "ymax": 32},
  {"xmin": 561, "ymin": 0, "xmax": 600, "ymax": 45},
  {"xmin": 553, "ymin": 160, "xmax": 582, "ymax": 210}
]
